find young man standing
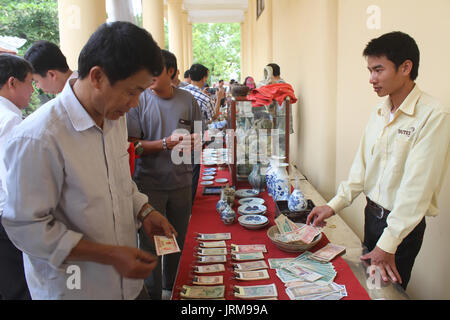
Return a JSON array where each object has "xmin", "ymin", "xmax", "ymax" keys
[
  {"xmin": 2, "ymin": 22, "xmax": 176, "ymax": 300},
  {"xmin": 24, "ymin": 40, "xmax": 77, "ymax": 95},
  {"xmin": 127, "ymin": 50, "xmax": 202, "ymax": 300},
  {"xmin": 307, "ymin": 32, "xmax": 450, "ymax": 290},
  {"xmin": 0, "ymin": 54, "xmax": 34, "ymax": 300}
]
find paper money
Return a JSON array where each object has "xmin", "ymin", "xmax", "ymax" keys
[
  {"xmin": 197, "ymin": 233, "xmax": 231, "ymax": 241},
  {"xmin": 197, "ymin": 248, "xmax": 228, "ymax": 256},
  {"xmin": 278, "ymin": 224, "xmax": 321, "ymax": 244},
  {"xmin": 180, "ymin": 285, "xmax": 225, "ymax": 299},
  {"xmin": 197, "ymin": 255, "xmax": 227, "ymax": 264},
  {"xmin": 231, "ymin": 244, "xmax": 267, "ymax": 253},
  {"xmin": 192, "ymin": 275, "xmax": 223, "ymax": 285},
  {"xmin": 199, "ymin": 241, "xmax": 227, "ymax": 248},
  {"xmin": 233, "ymin": 260, "xmax": 269, "ymax": 271},
  {"xmin": 234, "ymin": 284, "xmax": 278, "ymax": 299},
  {"xmin": 194, "ymin": 264, "xmax": 225, "ymax": 274},
  {"xmin": 268, "ymin": 258, "xmax": 294, "ymax": 269},
  {"xmin": 154, "ymin": 235, "xmax": 180, "ymax": 256},
  {"xmin": 310, "ymin": 243, "xmax": 346, "ymax": 262},
  {"xmin": 274, "ymin": 214, "xmax": 299, "ymax": 234},
  {"xmin": 231, "ymin": 252, "xmax": 265, "ymax": 261},
  {"xmin": 286, "ymin": 282, "xmax": 347, "ymax": 300},
  {"xmin": 234, "ymin": 270, "xmax": 270, "ymax": 281},
  {"xmin": 283, "ymin": 264, "xmax": 323, "ymax": 282},
  {"xmin": 278, "ymin": 252, "xmax": 337, "ymax": 283}
]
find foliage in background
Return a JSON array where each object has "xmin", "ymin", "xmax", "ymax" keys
[
  {"xmin": 0, "ymin": 0, "xmax": 59, "ymax": 116},
  {"xmin": 192, "ymin": 23, "xmax": 241, "ymax": 84}
]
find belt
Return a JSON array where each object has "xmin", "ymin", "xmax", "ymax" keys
[{"xmin": 366, "ymin": 197, "xmax": 391, "ymax": 219}]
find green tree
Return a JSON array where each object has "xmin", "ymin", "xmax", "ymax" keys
[{"xmin": 192, "ymin": 23, "xmax": 241, "ymax": 84}]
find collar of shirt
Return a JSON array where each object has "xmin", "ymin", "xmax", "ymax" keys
[
  {"xmin": 0, "ymin": 96, "xmax": 22, "ymax": 118},
  {"xmin": 377, "ymin": 84, "xmax": 422, "ymax": 121}
]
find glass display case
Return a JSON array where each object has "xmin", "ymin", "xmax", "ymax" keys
[{"xmin": 226, "ymin": 97, "xmax": 291, "ymax": 187}]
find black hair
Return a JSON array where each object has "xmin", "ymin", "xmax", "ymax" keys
[
  {"xmin": 189, "ymin": 64, "xmax": 209, "ymax": 82},
  {"xmin": 184, "ymin": 69, "xmax": 190, "ymax": 78},
  {"xmin": 161, "ymin": 50, "xmax": 177, "ymax": 80},
  {"xmin": 267, "ymin": 63, "xmax": 281, "ymax": 77},
  {"xmin": 24, "ymin": 40, "xmax": 69, "ymax": 77},
  {"xmin": 219, "ymin": 79, "xmax": 224, "ymax": 83},
  {"xmin": 363, "ymin": 31, "xmax": 420, "ymax": 81},
  {"xmin": 0, "ymin": 54, "xmax": 33, "ymax": 89},
  {"xmin": 78, "ymin": 21, "xmax": 163, "ymax": 85}
]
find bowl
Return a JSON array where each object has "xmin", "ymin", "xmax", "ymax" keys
[{"xmin": 266, "ymin": 225, "xmax": 322, "ymax": 253}]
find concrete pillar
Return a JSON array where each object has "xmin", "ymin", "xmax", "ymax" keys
[
  {"xmin": 57, "ymin": 0, "xmax": 106, "ymax": 70},
  {"xmin": 187, "ymin": 22, "xmax": 193, "ymax": 69},
  {"xmin": 167, "ymin": 0, "xmax": 184, "ymax": 72},
  {"xmin": 142, "ymin": 0, "xmax": 165, "ymax": 48}
]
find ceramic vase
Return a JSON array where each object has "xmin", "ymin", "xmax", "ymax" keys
[
  {"xmin": 266, "ymin": 156, "xmax": 286, "ymax": 197},
  {"xmin": 288, "ymin": 188, "xmax": 307, "ymax": 211},
  {"xmin": 248, "ymin": 162, "xmax": 266, "ymax": 192},
  {"xmin": 216, "ymin": 199, "xmax": 228, "ymax": 214},
  {"xmin": 271, "ymin": 163, "xmax": 290, "ymax": 201},
  {"xmin": 220, "ymin": 205, "xmax": 236, "ymax": 224}
]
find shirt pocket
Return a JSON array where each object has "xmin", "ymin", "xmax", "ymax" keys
[
  {"xmin": 117, "ymin": 152, "xmax": 133, "ymax": 196},
  {"xmin": 391, "ymin": 138, "xmax": 412, "ymax": 171}
]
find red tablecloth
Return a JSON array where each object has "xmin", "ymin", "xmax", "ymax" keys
[{"xmin": 172, "ymin": 165, "xmax": 370, "ymax": 300}]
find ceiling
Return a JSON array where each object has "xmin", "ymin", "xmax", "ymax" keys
[{"xmin": 180, "ymin": 0, "xmax": 249, "ymax": 23}]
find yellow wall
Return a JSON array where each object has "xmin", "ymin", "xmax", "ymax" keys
[{"xmin": 243, "ymin": 0, "xmax": 450, "ymax": 299}]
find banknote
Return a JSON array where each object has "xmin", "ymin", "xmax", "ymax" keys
[
  {"xmin": 310, "ymin": 243, "xmax": 346, "ymax": 262},
  {"xmin": 233, "ymin": 260, "xmax": 269, "ymax": 271},
  {"xmin": 199, "ymin": 241, "xmax": 227, "ymax": 248},
  {"xmin": 197, "ymin": 255, "xmax": 227, "ymax": 264},
  {"xmin": 154, "ymin": 235, "xmax": 180, "ymax": 256},
  {"xmin": 194, "ymin": 264, "xmax": 225, "ymax": 274},
  {"xmin": 197, "ymin": 248, "xmax": 228, "ymax": 256},
  {"xmin": 268, "ymin": 258, "xmax": 294, "ymax": 269},
  {"xmin": 278, "ymin": 224, "xmax": 321, "ymax": 244},
  {"xmin": 234, "ymin": 284, "xmax": 278, "ymax": 299},
  {"xmin": 197, "ymin": 233, "xmax": 232, "ymax": 241},
  {"xmin": 279, "ymin": 252, "xmax": 337, "ymax": 283},
  {"xmin": 231, "ymin": 252, "xmax": 265, "ymax": 261},
  {"xmin": 180, "ymin": 285, "xmax": 225, "ymax": 299},
  {"xmin": 192, "ymin": 275, "xmax": 224, "ymax": 285},
  {"xmin": 286, "ymin": 282, "xmax": 347, "ymax": 300},
  {"xmin": 274, "ymin": 214, "xmax": 299, "ymax": 234},
  {"xmin": 234, "ymin": 270, "xmax": 270, "ymax": 281},
  {"xmin": 231, "ymin": 244, "xmax": 267, "ymax": 253},
  {"xmin": 283, "ymin": 264, "xmax": 323, "ymax": 282}
]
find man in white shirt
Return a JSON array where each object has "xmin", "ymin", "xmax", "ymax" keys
[
  {"xmin": 24, "ymin": 40, "xmax": 77, "ymax": 95},
  {"xmin": 2, "ymin": 22, "xmax": 176, "ymax": 300},
  {"xmin": 0, "ymin": 53, "xmax": 34, "ymax": 299}
]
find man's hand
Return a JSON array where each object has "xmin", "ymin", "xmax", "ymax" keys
[
  {"xmin": 360, "ymin": 246, "xmax": 402, "ymax": 285},
  {"xmin": 306, "ymin": 205, "xmax": 335, "ymax": 227},
  {"xmin": 165, "ymin": 135, "xmax": 182, "ymax": 150},
  {"xmin": 142, "ymin": 210, "xmax": 177, "ymax": 241},
  {"xmin": 110, "ymin": 246, "xmax": 158, "ymax": 279}
]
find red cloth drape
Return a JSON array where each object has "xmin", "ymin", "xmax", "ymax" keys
[{"xmin": 247, "ymin": 83, "xmax": 298, "ymax": 107}]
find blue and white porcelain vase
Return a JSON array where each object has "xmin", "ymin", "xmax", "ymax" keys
[
  {"xmin": 216, "ymin": 199, "xmax": 229, "ymax": 214},
  {"xmin": 271, "ymin": 163, "xmax": 290, "ymax": 201},
  {"xmin": 220, "ymin": 205, "xmax": 236, "ymax": 224},
  {"xmin": 248, "ymin": 162, "xmax": 266, "ymax": 192},
  {"xmin": 266, "ymin": 156, "xmax": 286, "ymax": 197},
  {"xmin": 288, "ymin": 187, "xmax": 307, "ymax": 212}
]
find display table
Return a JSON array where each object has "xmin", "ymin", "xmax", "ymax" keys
[{"xmin": 171, "ymin": 164, "xmax": 371, "ymax": 300}]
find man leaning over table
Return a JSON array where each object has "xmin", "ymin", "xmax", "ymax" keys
[
  {"xmin": 127, "ymin": 49, "xmax": 202, "ymax": 299},
  {"xmin": 1, "ymin": 21, "xmax": 176, "ymax": 300},
  {"xmin": 307, "ymin": 31, "xmax": 450, "ymax": 290},
  {"xmin": 0, "ymin": 54, "xmax": 34, "ymax": 300}
]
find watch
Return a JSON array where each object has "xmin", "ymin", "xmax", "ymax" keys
[{"xmin": 139, "ymin": 205, "xmax": 154, "ymax": 222}]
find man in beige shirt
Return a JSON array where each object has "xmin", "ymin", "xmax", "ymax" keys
[{"xmin": 307, "ymin": 32, "xmax": 450, "ymax": 289}]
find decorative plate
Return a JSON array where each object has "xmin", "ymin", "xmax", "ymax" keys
[
  {"xmin": 235, "ymin": 189, "xmax": 260, "ymax": 198},
  {"xmin": 202, "ymin": 176, "xmax": 215, "ymax": 181},
  {"xmin": 238, "ymin": 214, "xmax": 268, "ymax": 226},
  {"xmin": 215, "ymin": 178, "xmax": 228, "ymax": 183},
  {"xmin": 238, "ymin": 204, "xmax": 267, "ymax": 215},
  {"xmin": 201, "ymin": 181, "xmax": 214, "ymax": 185},
  {"xmin": 238, "ymin": 197, "xmax": 265, "ymax": 206}
]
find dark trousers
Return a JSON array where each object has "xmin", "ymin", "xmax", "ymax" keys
[
  {"xmin": 363, "ymin": 198, "xmax": 426, "ymax": 290},
  {"xmin": 0, "ymin": 218, "xmax": 31, "ymax": 300},
  {"xmin": 192, "ymin": 163, "xmax": 200, "ymax": 203}
]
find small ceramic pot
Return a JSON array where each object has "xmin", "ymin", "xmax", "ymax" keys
[{"xmin": 288, "ymin": 189, "xmax": 307, "ymax": 211}]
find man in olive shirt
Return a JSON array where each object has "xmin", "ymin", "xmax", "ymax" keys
[
  {"xmin": 127, "ymin": 50, "xmax": 202, "ymax": 299},
  {"xmin": 307, "ymin": 32, "xmax": 450, "ymax": 289}
]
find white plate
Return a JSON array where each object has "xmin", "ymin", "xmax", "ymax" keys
[
  {"xmin": 202, "ymin": 176, "xmax": 215, "ymax": 181},
  {"xmin": 238, "ymin": 214, "xmax": 268, "ymax": 225},
  {"xmin": 204, "ymin": 168, "xmax": 217, "ymax": 171},
  {"xmin": 215, "ymin": 178, "xmax": 228, "ymax": 183},
  {"xmin": 200, "ymin": 181, "xmax": 213, "ymax": 185},
  {"xmin": 238, "ymin": 204, "xmax": 267, "ymax": 215},
  {"xmin": 238, "ymin": 197, "xmax": 265, "ymax": 206},
  {"xmin": 203, "ymin": 172, "xmax": 216, "ymax": 176},
  {"xmin": 235, "ymin": 189, "xmax": 260, "ymax": 198}
]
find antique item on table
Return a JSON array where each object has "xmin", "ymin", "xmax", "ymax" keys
[
  {"xmin": 275, "ymin": 199, "xmax": 316, "ymax": 224},
  {"xmin": 197, "ymin": 233, "xmax": 231, "ymax": 241},
  {"xmin": 197, "ymin": 248, "xmax": 228, "ymax": 256},
  {"xmin": 238, "ymin": 215, "xmax": 269, "ymax": 230},
  {"xmin": 192, "ymin": 275, "xmax": 224, "ymax": 286},
  {"xmin": 271, "ymin": 162, "xmax": 290, "ymax": 201},
  {"xmin": 180, "ymin": 285, "xmax": 225, "ymax": 299},
  {"xmin": 286, "ymin": 282, "xmax": 347, "ymax": 300},
  {"xmin": 237, "ymin": 204, "xmax": 267, "ymax": 215},
  {"xmin": 203, "ymin": 171, "xmax": 217, "ymax": 176},
  {"xmin": 216, "ymin": 199, "xmax": 228, "ymax": 214},
  {"xmin": 197, "ymin": 255, "xmax": 227, "ymax": 264},
  {"xmin": 265, "ymin": 156, "xmax": 286, "ymax": 197},
  {"xmin": 234, "ymin": 284, "xmax": 278, "ymax": 299},
  {"xmin": 220, "ymin": 205, "xmax": 236, "ymax": 225},
  {"xmin": 202, "ymin": 175, "xmax": 215, "ymax": 181},
  {"xmin": 248, "ymin": 162, "xmax": 266, "ymax": 192},
  {"xmin": 215, "ymin": 178, "xmax": 228, "ymax": 183},
  {"xmin": 235, "ymin": 189, "xmax": 259, "ymax": 198},
  {"xmin": 231, "ymin": 244, "xmax": 267, "ymax": 253},
  {"xmin": 234, "ymin": 269, "xmax": 270, "ymax": 281},
  {"xmin": 274, "ymin": 214, "xmax": 299, "ymax": 234},
  {"xmin": 278, "ymin": 224, "xmax": 321, "ymax": 244},
  {"xmin": 201, "ymin": 181, "xmax": 213, "ymax": 186},
  {"xmin": 288, "ymin": 182, "xmax": 307, "ymax": 212},
  {"xmin": 194, "ymin": 264, "xmax": 225, "ymax": 274},
  {"xmin": 231, "ymin": 252, "xmax": 265, "ymax": 261},
  {"xmin": 267, "ymin": 224, "xmax": 322, "ymax": 253},
  {"xmin": 154, "ymin": 235, "xmax": 180, "ymax": 256},
  {"xmin": 202, "ymin": 186, "xmax": 222, "ymax": 195},
  {"xmin": 220, "ymin": 184, "xmax": 235, "ymax": 206},
  {"xmin": 199, "ymin": 240, "xmax": 227, "ymax": 248},
  {"xmin": 238, "ymin": 197, "xmax": 265, "ymax": 206},
  {"xmin": 232, "ymin": 260, "xmax": 269, "ymax": 271},
  {"xmin": 310, "ymin": 243, "xmax": 347, "ymax": 263}
]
